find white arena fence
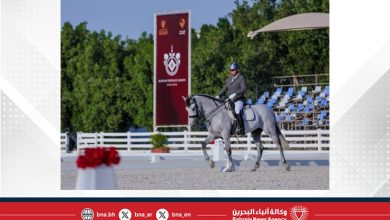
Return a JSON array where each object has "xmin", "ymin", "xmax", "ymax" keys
[{"xmin": 61, "ymin": 130, "xmax": 329, "ymax": 152}]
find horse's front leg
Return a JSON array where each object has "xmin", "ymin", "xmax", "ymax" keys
[
  {"xmin": 222, "ymin": 135, "xmax": 233, "ymax": 172},
  {"xmin": 201, "ymin": 134, "xmax": 216, "ymax": 168}
]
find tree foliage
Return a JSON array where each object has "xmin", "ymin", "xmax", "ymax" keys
[{"xmin": 61, "ymin": 0, "xmax": 328, "ymax": 132}]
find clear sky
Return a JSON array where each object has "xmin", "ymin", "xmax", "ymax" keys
[{"xmin": 62, "ymin": 0, "xmax": 236, "ymax": 40}]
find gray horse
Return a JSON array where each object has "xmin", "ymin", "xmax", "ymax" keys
[{"xmin": 183, "ymin": 95, "xmax": 290, "ymax": 172}]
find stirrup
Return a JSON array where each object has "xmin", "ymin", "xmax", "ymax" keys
[
  {"xmin": 236, "ymin": 129, "xmax": 245, "ymax": 136},
  {"xmin": 235, "ymin": 124, "xmax": 245, "ymax": 135}
]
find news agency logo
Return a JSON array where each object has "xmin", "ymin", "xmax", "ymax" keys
[
  {"xmin": 163, "ymin": 45, "xmax": 181, "ymax": 76},
  {"xmin": 290, "ymin": 206, "xmax": 309, "ymax": 220},
  {"xmin": 81, "ymin": 208, "xmax": 94, "ymax": 220}
]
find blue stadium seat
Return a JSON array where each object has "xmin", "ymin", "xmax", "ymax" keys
[
  {"xmin": 301, "ymin": 118, "xmax": 310, "ymax": 125},
  {"xmin": 317, "ymin": 111, "xmax": 328, "ymax": 121},
  {"xmin": 294, "ymin": 93, "xmax": 303, "ymax": 101},
  {"xmin": 324, "ymin": 86, "xmax": 330, "ymax": 96},
  {"xmin": 280, "ymin": 112, "xmax": 286, "ymax": 118},
  {"xmin": 289, "ymin": 103, "xmax": 295, "ymax": 112},
  {"xmin": 263, "ymin": 85, "xmax": 329, "ymax": 129},
  {"xmin": 320, "ymin": 99, "xmax": 328, "ymax": 106},
  {"xmin": 297, "ymin": 103, "xmax": 304, "ymax": 112},
  {"xmin": 275, "ymin": 114, "xmax": 280, "ymax": 123},
  {"xmin": 257, "ymin": 96, "xmax": 265, "ymax": 104},
  {"xmin": 313, "ymin": 86, "xmax": 321, "ymax": 94},
  {"xmin": 267, "ymin": 99, "xmax": 275, "ymax": 108},
  {"xmin": 306, "ymin": 96, "xmax": 313, "ymax": 104},
  {"xmin": 287, "ymin": 87, "xmax": 294, "ymax": 96},
  {"xmin": 257, "ymin": 94, "xmax": 267, "ymax": 103},
  {"xmin": 304, "ymin": 104, "xmax": 314, "ymax": 112}
]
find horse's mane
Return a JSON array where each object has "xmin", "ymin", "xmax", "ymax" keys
[{"xmin": 194, "ymin": 94, "xmax": 223, "ymax": 103}]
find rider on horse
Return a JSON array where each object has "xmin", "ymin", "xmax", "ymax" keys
[{"xmin": 216, "ymin": 62, "xmax": 246, "ymax": 135}]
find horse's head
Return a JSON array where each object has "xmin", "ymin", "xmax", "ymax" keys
[{"xmin": 182, "ymin": 96, "xmax": 200, "ymax": 129}]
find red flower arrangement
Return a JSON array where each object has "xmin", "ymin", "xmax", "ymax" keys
[{"xmin": 76, "ymin": 147, "xmax": 120, "ymax": 169}]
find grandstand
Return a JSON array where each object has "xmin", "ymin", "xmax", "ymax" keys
[{"xmin": 254, "ymin": 74, "xmax": 329, "ymax": 130}]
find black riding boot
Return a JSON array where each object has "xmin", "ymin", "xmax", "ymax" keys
[{"xmin": 235, "ymin": 112, "xmax": 245, "ymax": 135}]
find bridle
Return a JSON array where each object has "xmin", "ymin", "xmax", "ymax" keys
[
  {"xmin": 187, "ymin": 96, "xmax": 227, "ymax": 122},
  {"xmin": 187, "ymin": 97, "xmax": 200, "ymax": 119}
]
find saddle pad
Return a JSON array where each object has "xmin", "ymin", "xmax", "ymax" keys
[{"xmin": 243, "ymin": 108, "xmax": 255, "ymax": 121}]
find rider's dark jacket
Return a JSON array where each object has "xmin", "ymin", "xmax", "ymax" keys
[{"xmin": 218, "ymin": 73, "xmax": 246, "ymax": 102}]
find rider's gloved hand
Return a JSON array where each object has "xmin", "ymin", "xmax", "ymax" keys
[{"xmin": 229, "ymin": 93, "xmax": 236, "ymax": 100}]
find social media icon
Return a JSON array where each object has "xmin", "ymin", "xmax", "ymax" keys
[
  {"xmin": 156, "ymin": 208, "xmax": 169, "ymax": 220},
  {"xmin": 81, "ymin": 208, "xmax": 94, "ymax": 220},
  {"xmin": 119, "ymin": 208, "xmax": 132, "ymax": 220}
]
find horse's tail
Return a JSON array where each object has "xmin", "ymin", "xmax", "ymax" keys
[{"xmin": 276, "ymin": 125, "xmax": 290, "ymax": 150}]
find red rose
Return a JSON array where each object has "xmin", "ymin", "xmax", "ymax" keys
[
  {"xmin": 76, "ymin": 155, "xmax": 87, "ymax": 169},
  {"xmin": 107, "ymin": 147, "xmax": 120, "ymax": 166},
  {"xmin": 76, "ymin": 147, "xmax": 120, "ymax": 169}
]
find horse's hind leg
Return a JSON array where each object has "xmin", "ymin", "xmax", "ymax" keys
[
  {"xmin": 222, "ymin": 134, "xmax": 233, "ymax": 172},
  {"xmin": 251, "ymin": 129, "xmax": 264, "ymax": 172},
  {"xmin": 202, "ymin": 134, "xmax": 216, "ymax": 168},
  {"xmin": 270, "ymin": 133, "xmax": 290, "ymax": 171}
]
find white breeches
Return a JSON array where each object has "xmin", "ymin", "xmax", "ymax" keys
[{"xmin": 234, "ymin": 100, "xmax": 244, "ymax": 114}]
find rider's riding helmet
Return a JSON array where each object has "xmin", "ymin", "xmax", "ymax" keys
[{"xmin": 230, "ymin": 62, "xmax": 239, "ymax": 70}]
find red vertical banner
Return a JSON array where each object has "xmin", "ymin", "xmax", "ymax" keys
[{"xmin": 154, "ymin": 11, "xmax": 190, "ymax": 129}]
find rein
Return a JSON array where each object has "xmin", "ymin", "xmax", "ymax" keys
[
  {"xmin": 188, "ymin": 96, "xmax": 227, "ymax": 121},
  {"xmin": 204, "ymin": 101, "xmax": 226, "ymax": 119}
]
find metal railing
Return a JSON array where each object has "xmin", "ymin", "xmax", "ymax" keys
[{"xmin": 271, "ymin": 74, "xmax": 329, "ymax": 88}]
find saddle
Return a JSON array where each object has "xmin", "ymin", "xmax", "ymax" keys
[
  {"xmin": 242, "ymin": 105, "xmax": 255, "ymax": 121},
  {"xmin": 227, "ymin": 103, "xmax": 256, "ymax": 121},
  {"xmin": 226, "ymin": 102, "xmax": 256, "ymax": 135}
]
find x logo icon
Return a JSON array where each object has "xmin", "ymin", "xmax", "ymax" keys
[
  {"xmin": 156, "ymin": 209, "xmax": 169, "ymax": 220},
  {"xmin": 119, "ymin": 209, "xmax": 131, "ymax": 220},
  {"xmin": 121, "ymin": 211, "xmax": 129, "ymax": 219},
  {"xmin": 158, "ymin": 211, "xmax": 166, "ymax": 219}
]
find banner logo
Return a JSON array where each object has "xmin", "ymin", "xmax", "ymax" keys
[
  {"xmin": 159, "ymin": 20, "xmax": 168, "ymax": 35},
  {"xmin": 163, "ymin": 45, "xmax": 181, "ymax": 76},
  {"xmin": 161, "ymin": 20, "xmax": 166, "ymax": 29},
  {"xmin": 179, "ymin": 18, "xmax": 186, "ymax": 29},
  {"xmin": 290, "ymin": 206, "xmax": 309, "ymax": 220}
]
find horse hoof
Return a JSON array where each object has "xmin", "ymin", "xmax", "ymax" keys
[
  {"xmin": 284, "ymin": 164, "xmax": 291, "ymax": 171},
  {"xmin": 223, "ymin": 167, "xmax": 232, "ymax": 172},
  {"xmin": 209, "ymin": 160, "xmax": 215, "ymax": 169}
]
